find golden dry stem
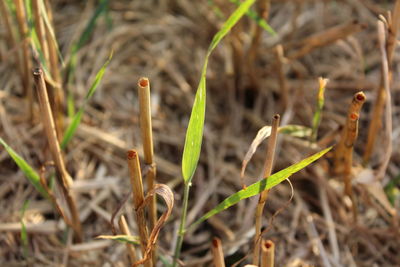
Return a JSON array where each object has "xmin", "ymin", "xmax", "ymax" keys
[
  {"xmin": 261, "ymin": 240, "xmax": 275, "ymax": 267},
  {"xmin": 211, "ymin": 237, "xmax": 225, "ymax": 267},
  {"xmin": 253, "ymin": 114, "xmax": 280, "ymax": 265},
  {"xmin": 118, "ymin": 215, "xmax": 138, "ymax": 264}
]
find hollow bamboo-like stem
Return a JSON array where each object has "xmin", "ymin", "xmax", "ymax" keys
[
  {"xmin": 126, "ymin": 149, "xmax": 152, "ymax": 267},
  {"xmin": 334, "ymin": 92, "xmax": 366, "ymax": 175},
  {"xmin": 253, "ymin": 114, "xmax": 280, "ymax": 265},
  {"xmin": 33, "ymin": 68, "xmax": 82, "ymax": 242},
  {"xmin": 261, "ymin": 240, "xmax": 275, "ymax": 267},
  {"xmin": 118, "ymin": 215, "xmax": 137, "ymax": 264},
  {"xmin": 211, "ymin": 237, "xmax": 225, "ymax": 267},
  {"xmin": 333, "ymin": 92, "xmax": 366, "ymax": 222},
  {"xmin": 137, "ymin": 78, "xmax": 157, "ymax": 228},
  {"xmin": 138, "ymin": 77, "xmax": 157, "ymax": 264},
  {"xmin": 14, "ymin": 0, "xmax": 33, "ymax": 118}
]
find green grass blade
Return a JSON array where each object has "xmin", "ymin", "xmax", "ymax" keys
[
  {"xmin": 189, "ymin": 147, "xmax": 332, "ymax": 230},
  {"xmin": 228, "ymin": 0, "xmax": 276, "ymax": 35},
  {"xmin": 20, "ymin": 200, "xmax": 29, "ymax": 258},
  {"xmin": 61, "ymin": 53, "xmax": 112, "ymax": 149},
  {"xmin": 280, "ymin": 125, "xmax": 312, "ymax": 138},
  {"xmin": 73, "ymin": 0, "xmax": 109, "ymax": 53},
  {"xmin": 311, "ymin": 78, "xmax": 328, "ymax": 142},
  {"xmin": 209, "ymin": 0, "xmax": 256, "ymax": 52},
  {"xmin": 182, "ymin": 0, "xmax": 256, "ymax": 183},
  {"xmin": 0, "ymin": 138, "xmax": 49, "ymax": 199},
  {"xmin": 96, "ymin": 235, "xmax": 140, "ymax": 245}
]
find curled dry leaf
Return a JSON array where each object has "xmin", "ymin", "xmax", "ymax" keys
[
  {"xmin": 132, "ymin": 184, "xmax": 174, "ymax": 267},
  {"xmin": 241, "ymin": 125, "xmax": 312, "ymax": 188}
]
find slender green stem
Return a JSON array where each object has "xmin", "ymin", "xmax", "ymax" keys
[{"xmin": 172, "ymin": 182, "xmax": 191, "ymax": 267}]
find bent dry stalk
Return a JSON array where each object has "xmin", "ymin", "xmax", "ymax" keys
[{"xmin": 33, "ymin": 68, "xmax": 82, "ymax": 242}]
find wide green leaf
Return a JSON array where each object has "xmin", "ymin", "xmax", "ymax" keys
[
  {"xmin": 182, "ymin": 0, "xmax": 256, "ymax": 183},
  {"xmin": 0, "ymin": 138, "xmax": 48, "ymax": 198},
  {"xmin": 189, "ymin": 147, "xmax": 332, "ymax": 230},
  {"xmin": 61, "ymin": 53, "xmax": 112, "ymax": 149}
]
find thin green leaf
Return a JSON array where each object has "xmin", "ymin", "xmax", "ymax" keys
[
  {"xmin": 73, "ymin": 0, "xmax": 109, "ymax": 53},
  {"xmin": 96, "ymin": 235, "xmax": 140, "ymax": 245},
  {"xmin": 209, "ymin": 0, "xmax": 256, "ymax": 52},
  {"xmin": 20, "ymin": 200, "xmax": 29, "ymax": 258},
  {"xmin": 0, "ymin": 138, "xmax": 48, "ymax": 198},
  {"xmin": 189, "ymin": 147, "xmax": 332, "ymax": 230},
  {"xmin": 229, "ymin": 0, "xmax": 276, "ymax": 35},
  {"xmin": 182, "ymin": 0, "xmax": 256, "ymax": 183},
  {"xmin": 61, "ymin": 52, "xmax": 112, "ymax": 149},
  {"xmin": 311, "ymin": 78, "xmax": 328, "ymax": 142},
  {"xmin": 280, "ymin": 125, "xmax": 312, "ymax": 138}
]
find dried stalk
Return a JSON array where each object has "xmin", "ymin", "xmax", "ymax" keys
[
  {"xmin": 126, "ymin": 149, "xmax": 152, "ymax": 267},
  {"xmin": 333, "ymin": 92, "xmax": 366, "ymax": 221},
  {"xmin": 211, "ymin": 237, "xmax": 225, "ymax": 267},
  {"xmin": 33, "ymin": 68, "xmax": 82, "ymax": 242},
  {"xmin": 363, "ymin": 2, "xmax": 399, "ymax": 164},
  {"xmin": 32, "ymin": 0, "xmax": 49, "ymax": 62},
  {"xmin": 14, "ymin": 0, "xmax": 33, "ymax": 117},
  {"xmin": 247, "ymin": 0, "xmax": 271, "ymax": 89},
  {"xmin": 118, "ymin": 215, "xmax": 138, "ymax": 264},
  {"xmin": 376, "ymin": 20, "xmax": 393, "ymax": 180},
  {"xmin": 253, "ymin": 114, "xmax": 280, "ymax": 265},
  {"xmin": 286, "ymin": 20, "xmax": 365, "ymax": 60},
  {"xmin": 137, "ymin": 78, "xmax": 157, "ymax": 229},
  {"xmin": 138, "ymin": 77, "xmax": 157, "ymax": 264},
  {"xmin": 261, "ymin": 240, "xmax": 275, "ymax": 267},
  {"xmin": 274, "ymin": 45, "xmax": 288, "ymax": 109}
]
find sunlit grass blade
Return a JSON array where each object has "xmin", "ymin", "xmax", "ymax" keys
[
  {"xmin": 189, "ymin": 147, "xmax": 332, "ymax": 230},
  {"xmin": 182, "ymin": 0, "xmax": 256, "ymax": 183},
  {"xmin": 0, "ymin": 138, "xmax": 49, "ymax": 199},
  {"xmin": 311, "ymin": 78, "xmax": 328, "ymax": 142},
  {"xmin": 96, "ymin": 235, "xmax": 140, "ymax": 245},
  {"xmin": 20, "ymin": 200, "xmax": 29, "ymax": 258},
  {"xmin": 60, "ymin": 52, "xmax": 112, "ymax": 149},
  {"xmin": 228, "ymin": 0, "xmax": 276, "ymax": 35}
]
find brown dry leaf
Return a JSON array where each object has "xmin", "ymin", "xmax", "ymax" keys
[
  {"xmin": 241, "ymin": 126, "xmax": 272, "ymax": 188},
  {"xmin": 132, "ymin": 184, "xmax": 174, "ymax": 267}
]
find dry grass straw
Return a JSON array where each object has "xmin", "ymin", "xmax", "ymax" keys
[
  {"xmin": 285, "ymin": 20, "xmax": 365, "ymax": 60},
  {"xmin": 138, "ymin": 77, "xmax": 157, "ymax": 265},
  {"xmin": 137, "ymin": 78, "xmax": 157, "ymax": 234},
  {"xmin": 247, "ymin": 0, "xmax": 271, "ymax": 89},
  {"xmin": 253, "ymin": 114, "xmax": 280, "ymax": 265},
  {"xmin": 211, "ymin": 237, "xmax": 225, "ymax": 267},
  {"xmin": 126, "ymin": 149, "xmax": 152, "ymax": 267},
  {"xmin": 375, "ymin": 20, "xmax": 393, "ymax": 181},
  {"xmin": 118, "ymin": 215, "xmax": 138, "ymax": 264},
  {"xmin": 261, "ymin": 240, "xmax": 274, "ymax": 267},
  {"xmin": 33, "ymin": 68, "xmax": 82, "ymax": 242},
  {"xmin": 14, "ymin": 0, "xmax": 33, "ymax": 118},
  {"xmin": 274, "ymin": 45, "xmax": 288, "ymax": 109},
  {"xmin": 364, "ymin": 2, "xmax": 400, "ymax": 165},
  {"xmin": 333, "ymin": 91, "xmax": 366, "ymax": 221},
  {"xmin": 32, "ymin": 0, "xmax": 64, "ymax": 141}
]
